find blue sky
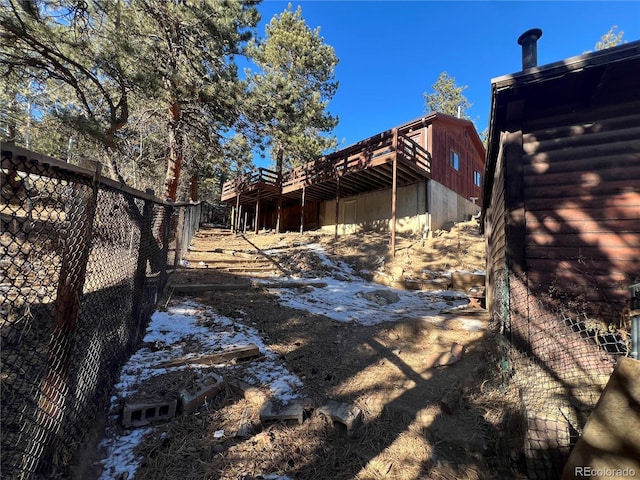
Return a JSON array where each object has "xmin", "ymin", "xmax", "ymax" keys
[{"xmin": 249, "ymin": 1, "xmax": 640, "ymax": 168}]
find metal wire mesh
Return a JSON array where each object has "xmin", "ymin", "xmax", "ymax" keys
[
  {"xmin": 199, "ymin": 200, "xmax": 231, "ymax": 226},
  {"xmin": 1, "ymin": 145, "xmax": 199, "ymax": 479},
  {"xmin": 494, "ymin": 269, "xmax": 631, "ymax": 479}
]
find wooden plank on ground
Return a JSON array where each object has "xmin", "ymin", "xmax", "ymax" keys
[
  {"xmin": 153, "ymin": 345, "xmax": 261, "ymax": 369},
  {"xmin": 225, "ymin": 266, "xmax": 274, "ymax": 273},
  {"xmin": 450, "ymin": 272, "xmax": 486, "ymax": 291},
  {"xmin": 170, "ymin": 281, "xmax": 328, "ymax": 293},
  {"xmin": 561, "ymin": 357, "xmax": 640, "ymax": 479}
]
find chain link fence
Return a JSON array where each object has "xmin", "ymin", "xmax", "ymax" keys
[
  {"xmin": 1, "ymin": 144, "xmax": 201, "ymax": 479},
  {"xmin": 492, "ymin": 269, "xmax": 632, "ymax": 479},
  {"xmin": 199, "ymin": 200, "xmax": 231, "ymax": 227}
]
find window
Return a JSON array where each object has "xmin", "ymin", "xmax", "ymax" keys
[
  {"xmin": 474, "ymin": 171, "xmax": 482, "ymax": 187},
  {"xmin": 449, "ymin": 150, "xmax": 459, "ymax": 170}
]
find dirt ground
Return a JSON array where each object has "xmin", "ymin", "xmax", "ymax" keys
[{"xmin": 108, "ymin": 220, "xmax": 524, "ymax": 480}]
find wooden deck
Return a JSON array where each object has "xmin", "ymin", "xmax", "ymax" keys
[{"xmin": 221, "ymin": 128, "xmax": 431, "ymax": 206}]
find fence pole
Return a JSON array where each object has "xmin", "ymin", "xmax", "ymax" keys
[
  {"xmin": 132, "ymin": 190, "xmax": 155, "ymax": 340},
  {"xmin": 173, "ymin": 206, "xmax": 185, "ymax": 268},
  {"xmin": 27, "ymin": 164, "xmax": 101, "ymax": 474},
  {"xmin": 160, "ymin": 201, "xmax": 173, "ymax": 290}
]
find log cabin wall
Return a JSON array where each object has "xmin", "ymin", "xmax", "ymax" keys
[
  {"xmin": 483, "ymin": 40, "xmax": 640, "ymax": 479},
  {"xmin": 483, "ymin": 133, "xmax": 508, "ymax": 320},
  {"xmin": 522, "ymin": 105, "xmax": 640, "ymax": 323}
]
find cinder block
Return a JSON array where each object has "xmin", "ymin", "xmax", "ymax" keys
[
  {"xmin": 122, "ymin": 398, "xmax": 178, "ymax": 428},
  {"xmin": 259, "ymin": 400, "xmax": 305, "ymax": 425},
  {"xmin": 179, "ymin": 372, "xmax": 224, "ymax": 414},
  {"xmin": 316, "ymin": 400, "xmax": 363, "ymax": 435},
  {"xmin": 226, "ymin": 377, "xmax": 269, "ymax": 406}
]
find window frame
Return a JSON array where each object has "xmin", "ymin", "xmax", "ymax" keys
[
  {"xmin": 474, "ymin": 170, "xmax": 482, "ymax": 187},
  {"xmin": 449, "ymin": 150, "xmax": 460, "ymax": 171}
]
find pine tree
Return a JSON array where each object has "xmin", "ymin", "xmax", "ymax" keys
[
  {"xmin": 423, "ymin": 72, "xmax": 472, "ymax": 119},
  {"xmin": 126, "ymin": 0, "xmax": 259, "ymax": 200},
  {"xmin": 246, "ymin": 5, "xmax": 338, "ymax": 172},
  {"xmin": 1, "ymin": 0, "xmax": 261, "ymax": 200},
  {"xmin": 595, "ymin": 25, "xmax": 624, "ymax": 51}
]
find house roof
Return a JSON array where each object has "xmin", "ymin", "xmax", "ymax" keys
[
  {"xmin": 336, "ymin": 112, "xmax": 484, "ymax": 159},
  {"xmin": 481, "ymin": 39, "xmax": 640, "ymax": 224}
]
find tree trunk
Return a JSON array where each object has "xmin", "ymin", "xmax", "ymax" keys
[
  {"xmin": 165, "ymin": 101, "xmax": 183, "ymax": 201},
  {"xmin": 189, "ymin": 174, "xmax": 198, "ymax": 202},
  {"xmin": 275, "ymin": 147, "xmax": 283, "ymax": 233}
]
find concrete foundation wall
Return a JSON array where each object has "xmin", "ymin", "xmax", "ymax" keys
[
  {"xmin": 318, "ymin": 180, "xmax": 480, "ymax": 235},
  {"xmin": 319, "ymin": 182, "xmax": 427, "ymax": 235},
  {"xmin": 428, "ymin": 180, "xmax": 480, "ymax": 231}
]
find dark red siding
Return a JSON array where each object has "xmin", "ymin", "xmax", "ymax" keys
[{"xmin": 429, "ymin": 118, "xmax": 484, "ymax": 205}]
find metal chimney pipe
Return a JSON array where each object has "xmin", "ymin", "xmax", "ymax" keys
[{"xmin": 517, "ymin": 28, "xmax": 543, "ymax": 69}]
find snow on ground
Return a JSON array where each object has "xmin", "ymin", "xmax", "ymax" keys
[
  {"xmin": 98, "ymin": 302, "xmax": 302, "ymax": 480},
  {"xmin": 262, "ymin": 243, "xmax": 471, "ymax": 326},
  {"xmin": 98, "ymin": 242, "xmax": 477, "ymax": 479}
]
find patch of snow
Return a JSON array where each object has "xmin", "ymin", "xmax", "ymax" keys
[
  {"xmin": 98, "ymin": 426, "xmax": 152, "ymax": 480},
  {"xmin": 261, "ymin": 244, "xmax": 470, "ymax": 326},
  {"xmin": 269, "ymin": 278, "xmax": 467, "ymax": 326},
  {"xmin": 97, "ymin": 301, "xmax": 302, "ymax": 479}
]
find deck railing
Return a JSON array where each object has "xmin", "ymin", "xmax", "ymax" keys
[
  {"xmin": 221, "ymin": 167, "xmax": 279, "ymax": 199},
  {"xmin": 222, "ymin": 130, "xmax": 432, "ymax": 199}
]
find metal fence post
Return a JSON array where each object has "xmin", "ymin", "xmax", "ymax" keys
[
  {"xmin": 26, "ymin": 164, "xmax": 101, "ymax": 474},
  {"xmin": 173, "ymin": 205, "xmax": 185, "ymax": 268},
  {"xmin": 131, "ymin": 190, "xmax": 155, "ymax": 341},
  {"xmin": 160, "ymin": 201, "xmax": 173, "ymax": 290}
]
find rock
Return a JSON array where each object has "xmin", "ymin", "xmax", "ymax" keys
[
  {"xmin": 361, "ymin": 289, "xmax": 400, "ymax": 305},
  {"xmin": 389, "ymin": 265, "xmax": 405, "ymax": 280}
]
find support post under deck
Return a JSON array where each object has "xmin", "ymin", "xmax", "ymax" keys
[
  {"xmin": 391, "ymin": 128, "xmax": 398, "ymax": 256},
  {"xmin": 335, "ymin": 177, "xmax": 340, "ymax": 240},
  {"xmin": 300, "ymin": 186, "xmax": 306, "ymax": 234}
]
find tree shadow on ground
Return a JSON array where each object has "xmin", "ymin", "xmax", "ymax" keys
[{"xmin": 129, "ymin": 263, "xmax": 529, "ymax": 480}]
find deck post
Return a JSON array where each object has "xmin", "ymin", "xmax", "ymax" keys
[
  {"xmin": 255, "ymin": 191, "xmax": 261, "ymax": 234},
  {"xmin": 276, "ymin": 197, "xmax": 282, "ymax": 233},
  {"xmin": 391, "ymin": 128, "xmax": 398, "ymax": 256},
  {"xmin": 334, "ymin": 177, "xmax": 340, "ymax": 240},
  {"xmin": 275, "ymin": 167, "xmax": 283, "ymax": 233},
  {"xmin": 300, "ymin": 186, "xmax": 306, "ymax": 234},
  {"xmin": 234, "ymin": 194, "xmax": 240, "ymax": 233}
]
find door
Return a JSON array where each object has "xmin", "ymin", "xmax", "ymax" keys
[{"xmin": 343, "ymin": 200, "xmax": 357, "ymax": 234}]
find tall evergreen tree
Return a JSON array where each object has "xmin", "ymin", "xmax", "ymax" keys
[
  {"xmin": 246, "ymin": 5, "xmax": 338, "ymax": 172},
  {"xmin": 1, "ymin": 0, "xmax": 260, "ymax": 200},
  {"xmin": 128, "ymin": 0, "xmax": 260, "ymax": 200},
  {"xmin": 423, "ymin": 72, "xmax": 472, "ymax": 119},
  {"xmin": 595, "ymin": 25, "xmax": 624, "ymax": 50},
  {"xmin": 1, "ymin": 0, "xmax": 132, "ymax": 178}
]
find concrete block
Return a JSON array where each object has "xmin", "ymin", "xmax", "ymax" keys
[
  {"xmin": 122, "ymin": 398, "xmax": 177, "ymax": 428},
  {"xmin": 259, "ymin": 400, "xmax": 305, "ymax": 425},
  {"xmin": 316, "ymin": 400, "xmax": 363, "ymax": 435},
  {"xmin": 226, "ymin": 377, "xmax": 269, "ymax": 406},
  {"xmin": 179, "ymin": 372, "xmax": 224, "ymax": 414}
]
